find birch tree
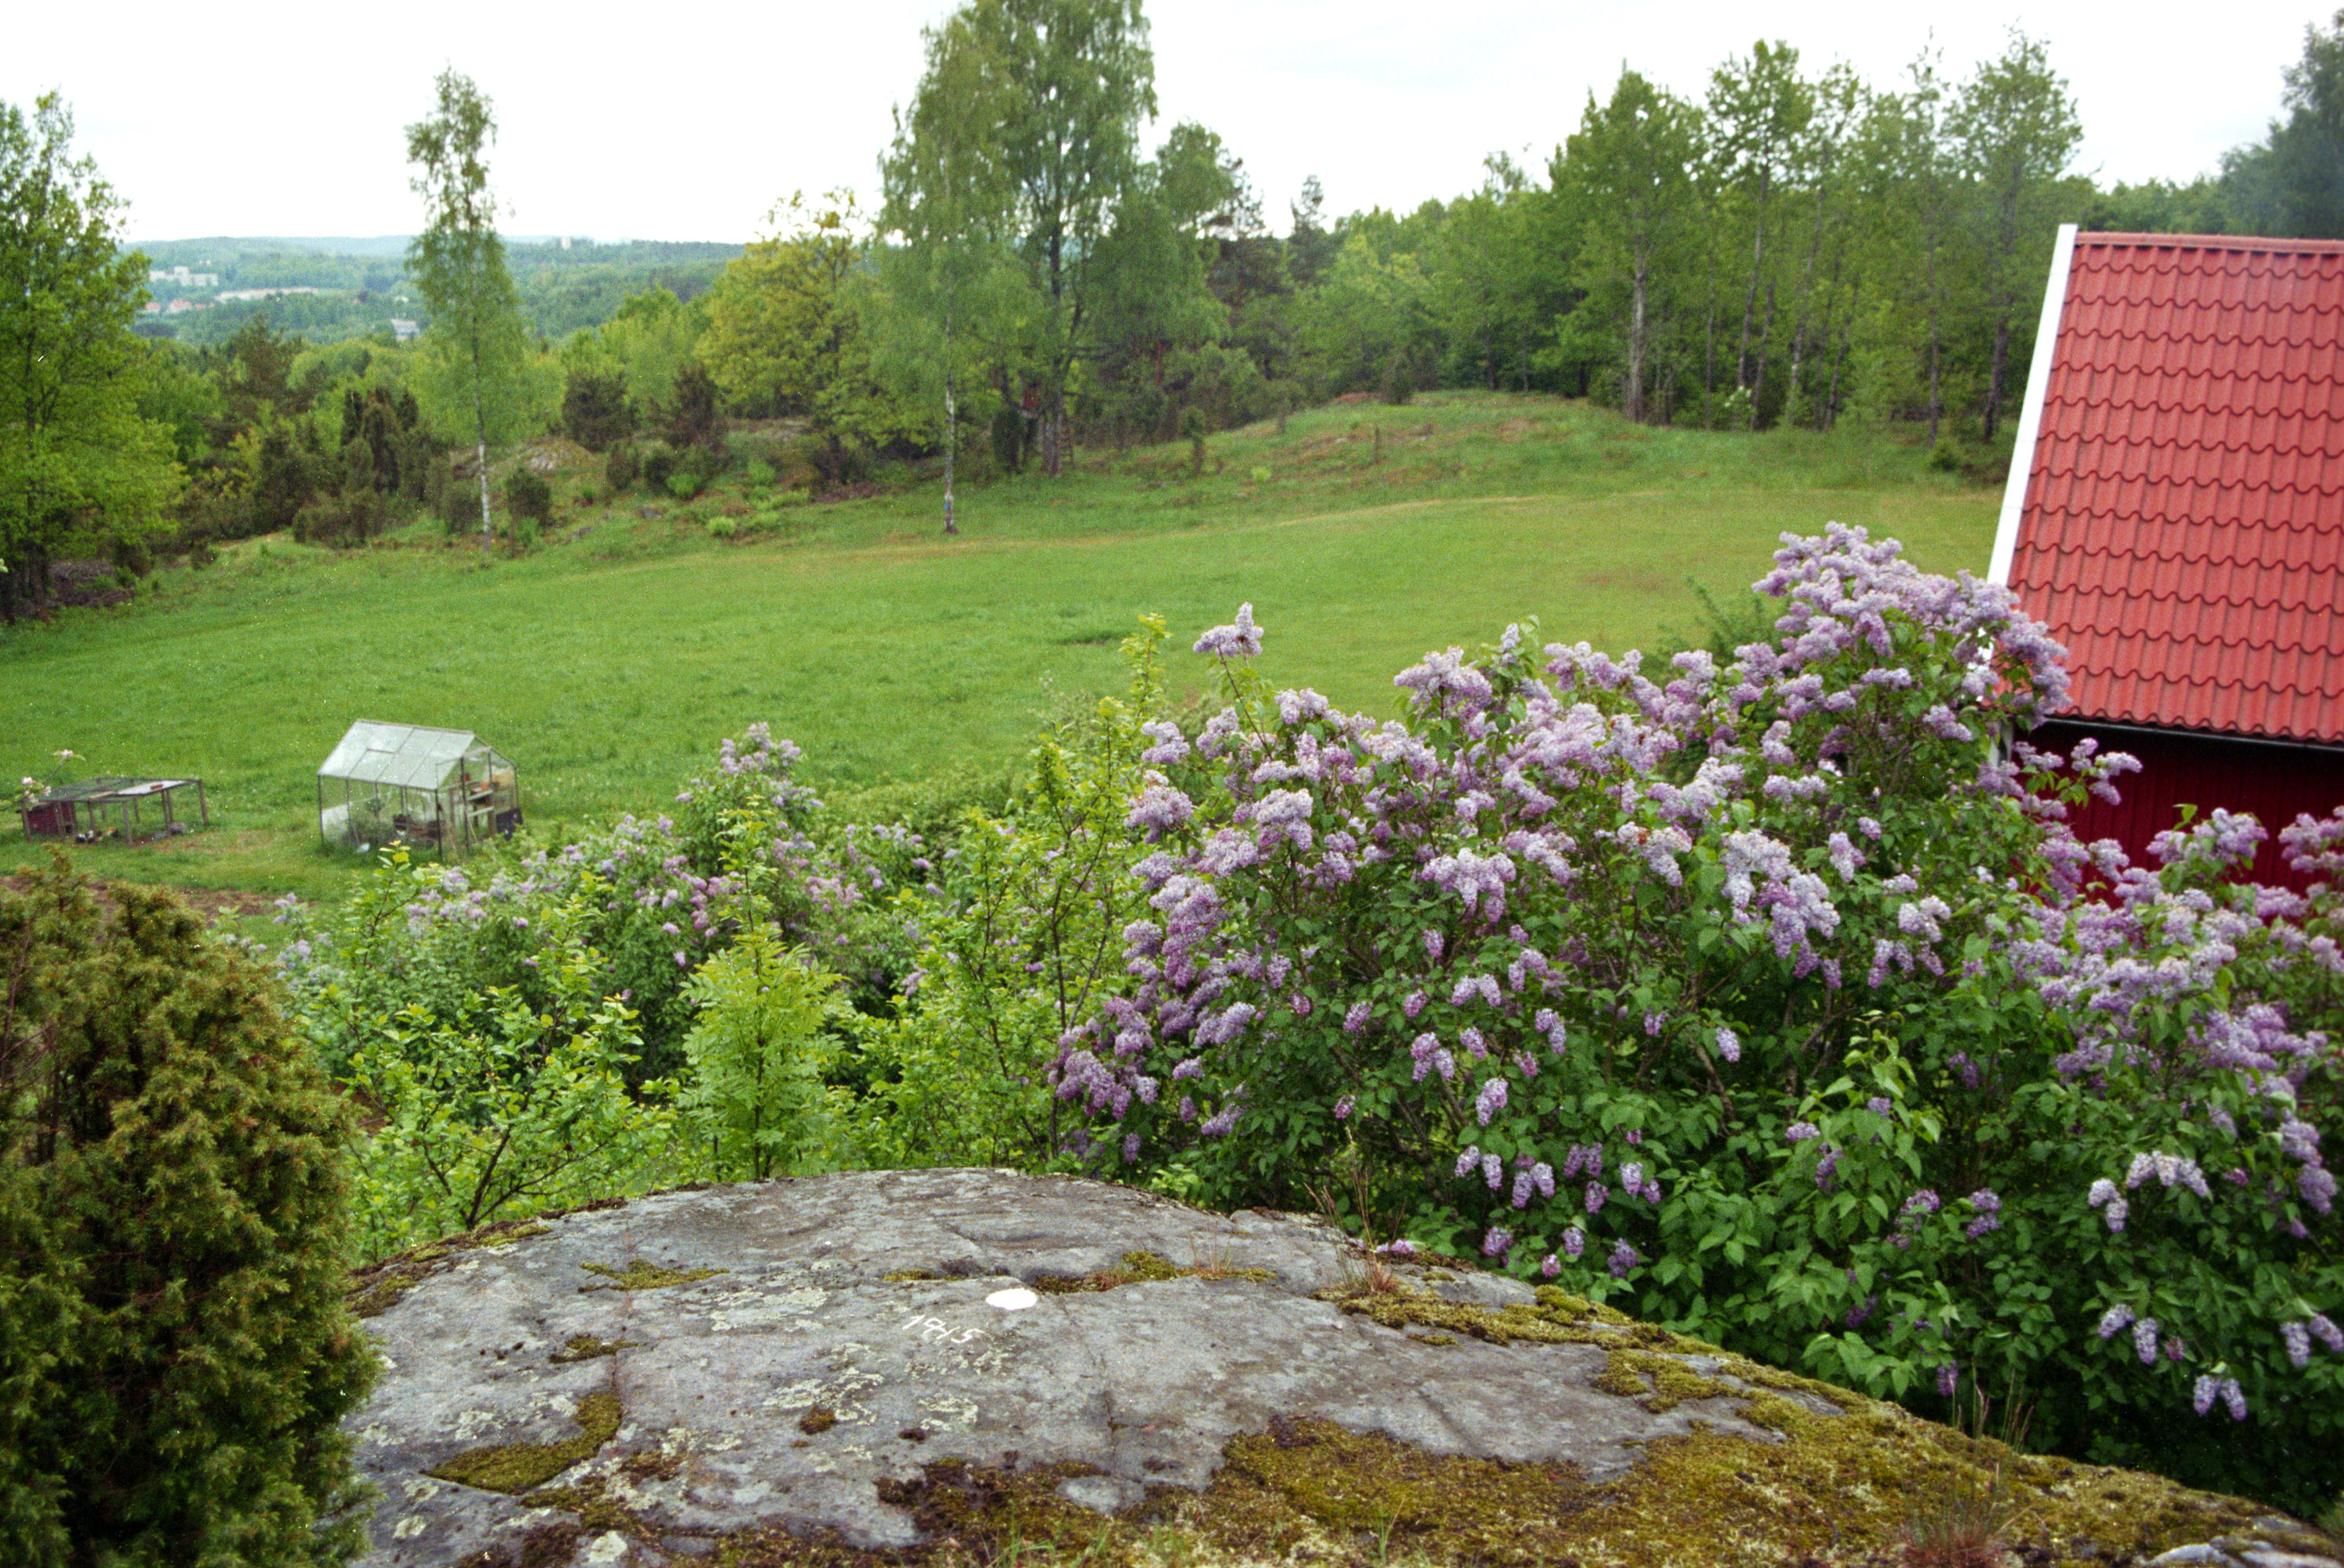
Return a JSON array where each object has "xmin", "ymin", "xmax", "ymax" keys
[{"xmin": 406, "ymin": 70, "xmax": 537, "ymax": 554}]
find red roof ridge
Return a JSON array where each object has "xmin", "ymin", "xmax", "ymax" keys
[{"xmin": 2078, "ymin": 230, "xmax": 2344, "ymax": 257}]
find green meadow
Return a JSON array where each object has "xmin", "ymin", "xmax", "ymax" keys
[{"xmin": 2, "ymin": 392, "xmax": 1999, "ymax": 901}]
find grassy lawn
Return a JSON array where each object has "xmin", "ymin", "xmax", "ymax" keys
[{"xmin": 1, "ymin": 391, "xmax": 1999, "ymax": 902}]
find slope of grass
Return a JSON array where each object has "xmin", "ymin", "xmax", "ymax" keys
[{"xmin": 1, "ymin": 392, "xmax": 1998, "ymax": 899}]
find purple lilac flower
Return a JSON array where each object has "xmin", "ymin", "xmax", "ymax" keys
[
  {"xmin": 1540, "ymin": 1253, "xmax": 1560, "ymax": 1278},
  {"xmin": 1815, "ymin": 1146, "xmax": 1842, "ymax": 1188},
  {"xmin": 1786, "ymin": 1122, "xmax": 1822, "ymax": 1143},
  {"xmin": 1608, "ymin": 1241, "xmax": 1639, "ymax": 1278},
  {"xmin": 1423, "ymin": 929, "xmax": 1445, "ymax": 962},
  {"xmin": 1644, "ymin": 1011, "xmax": 1665, "ymax": 1037},
  {"xmin": 2088, "ymin": 1178, "xmax": 2117, "ymax": 1209},
  {"xmin": 1620, "ymin": 1162, "xmax": 1645, "ymax": 1195},
  {"xmin": 1193, "ymin": 603, "xmax": 1263, "ymax": 657},
  {"xmin": 1483, "ymin": 1227, "xmax": 1513, "ymax": 1258},
  {"xmin": 1343, "ymin": 1001, "xmax": 1371, "ymax": 1034},
  {"xmin": 1936, "ymin": 1363, "xmax": 1958, "ymax": 1398},
  {"xmin": 1334, "ymin": 1094, "xmax": 1356, "ymax": 1121},
  {"xmin": 1585, "ymin": 1181, "xmax": 1608, "ymax": 1215},
  {"xmin": 1512, "ymin": 1170, "xmax": 1535, "ymax": 1209},
  {"xmin": 1966, "ymin": 1190, "xmax": 2003, "ymax": 1238},
  {"xmin": 2303, "ymin": 1167, "xmax": 2338, "ymax": 1216},
  {"xmin": 1456, "ymin": 1146, "xmax": 1481, "ymax": 1180},
  {"xmin": 1563, "ymin": 1227, "xmax": 1585, "ymax": 1260},
  {"xmin": 1405, "ymin": 990, "xmax": 1427, "ymax": 1019},
  {"xmin": 1545, "ymin": 1016, "xmax": 1572, "ymax": 1055},
  {"xmin": 2283, "ymin": 1322, "xmax": 2313, "ymax": 1368},
  {"xmin": 2099, "ymin": 1304, "xmax": 2135, "ymax": 1339},
  {"xmin": 2104, "ymin": 1198, "xmax": 2129, "ymax": 1233},
  {"xmin": 2132, "ymin": 1317, "xmax": 2160, "ymax": 1366},
  {"xmin": 1434, "ymin": 1049, "xmax": 1456, "ymax": 1081},
  {"xmin": 2193, "ymin": 1375, "xmax": 2219, "ymax": 1415},
  {"xmin": 1411, "ymin": 1033, "xmax": 1441, "ymax": 1082},
  {"xmin": 1867, "ymin": 1096, "xmax": 1892, "ymax": 1117},
  {"xmin": 1532, "ymin": 1162, "xmax": 1555, "ymax": 1198},
  {"xmin": 2311, "ymin": 1314, "xmax": 2344, "ymax": 1352},
  {"xmin": 1461, "ymin": 1027, "xmax": 1488, "ymax": 1059},
  {"xmin": 1715, "ymin": 1026, "xmax": 1741, "ymax": 1063},
  {"xmin": 1476, "ymin": 1077, "xmax": 1508, "ymax": 1124},
  {"xmin": 1122, "ymin": 1134, "xmax": 1141, "ymax": 1163},
  {"xmin": 2221, "ymin": 1379, "xmax": 2247, "ymax": 1420}
]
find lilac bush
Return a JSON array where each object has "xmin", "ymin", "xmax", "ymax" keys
[
  {"xmin": 278, "ymin": 721, "xmax": 934, "ymax": 1084},
  {"xmin": 1053, "ymin": 527, "xmax": 2342, "ymax": 1511}
]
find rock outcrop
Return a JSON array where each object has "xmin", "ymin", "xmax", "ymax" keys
[{"xmin": 344, "ymin": 1170, "xmax": 2340, "ymax": 1567}]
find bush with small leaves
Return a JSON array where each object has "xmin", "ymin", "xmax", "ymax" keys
[{"xmin": 0, "ymin": 861, "xmax": 377, "ymax": 1566}]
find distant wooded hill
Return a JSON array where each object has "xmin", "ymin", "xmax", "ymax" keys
[{"xmin": 125, "ymin": 237, "xmax": 743, "ymax": 346}]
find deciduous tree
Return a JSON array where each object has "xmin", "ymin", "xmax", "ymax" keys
[
  {"xmin": 882, "ymin": 0, "xmax": 1157, "ymax": 477},
  {"xmin": 405, "ymin": 70, "xmax": 545, "ymax": 554},
  {"xmin": 0, "ymin": 96, "xmax": 178, "ymax": 620}
]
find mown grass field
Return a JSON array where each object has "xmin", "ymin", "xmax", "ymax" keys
[{"xmin": 2, "ymin": 391, "xmax": 2000, "ymax": 902}]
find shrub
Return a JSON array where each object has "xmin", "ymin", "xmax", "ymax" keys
[
  {"xmin": 603, "ymin": 439, "xmax": 641, "ymax": 494},
  {"xmin": 503, "ymin": 466, "xmax": 553, "ymax": 526},
  {"xmin": 677, "ymin": 928, "xmax": 851, "ymax": 1180},
  {"xmin": 850, "ymin": 627, "xmax": 1165, "ymax": 1170},
  {"xmin": 638, "ymin": 440, "xmax": 677, "ymax": 496},
  {"xmin": 337, "ymin": 893, "xmax": 684, "ymax": 1262},
  {"xmin": 1056, "ymin": 527, "xmax": 2342, "ymax": 1513},
  {"xmin": 292, "ymin": 489, "xmax": 390, "ymax": 548},
  {"xmin": 0, "ymin": 863, "xmax": 376, "ymax": 1566},
  {"xmin": 561, "ymin": 366, "xmax": 634, "ymax": 452}
]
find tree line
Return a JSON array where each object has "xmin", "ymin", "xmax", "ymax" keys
[{"xmin": 9, "ymin": 6, "xmax": 2344, "ymax": 614}]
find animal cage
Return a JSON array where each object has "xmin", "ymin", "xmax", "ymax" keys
[
  {"xmin": 18, "ymin": 776, "xmax": 209, "ymax": 845},
  {"xmin": 316, "ymin": 720, "xmax": 520, "ymax": 862}
]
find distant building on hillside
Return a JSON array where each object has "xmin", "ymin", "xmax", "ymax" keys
[
  {"xmin": 216, "ymin": 286, "xmax": 329, "ymax": 303},
  {"xmin": 389, "ymin": 318, "xmax": 420, "ymax": 341},
  {"xmin": 1992, "ymin": 225, "xmax": 2344, "ymax": 890},
  {"xmin": 147, "ymin": 265, "xmax": 219, "ymax": 288}
]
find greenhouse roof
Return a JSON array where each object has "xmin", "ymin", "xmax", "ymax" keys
[{"xmin": 317, "ymin": 721, "xmax": 497, "ymax": 791}]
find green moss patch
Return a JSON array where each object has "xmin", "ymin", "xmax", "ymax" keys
[
  {"xmin": 345, "ymin": 1219, "xmax": 552, "ymax": 1318},
  {"xmin": 1030, "ymin": 1249, "xmax": 1275, "ymax": 1295},
  {"xmin": 548, "ymin": 1333, "xmax": 641, "ymax": 1364},
  {"xmin": 426, "ymin": 1391, "xmax": 621, "ymax": 1495},
  {"xmin": 577, "ymin": 1259, "xmax": 722, "ymax": 1291}
]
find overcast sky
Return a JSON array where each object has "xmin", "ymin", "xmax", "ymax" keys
[{"xmin": 5, "ymin": 1, "xmax": 2323, "ymax": 246}]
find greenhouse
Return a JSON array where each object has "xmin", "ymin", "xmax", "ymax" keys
[{"xmin": 316, "ymin": 721, "xmax": 520, "ymax": 861}]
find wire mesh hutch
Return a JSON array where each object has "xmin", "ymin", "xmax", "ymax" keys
[{"xmin": 316, "ymin": 721, "xmax": 520, "ymax": 861}]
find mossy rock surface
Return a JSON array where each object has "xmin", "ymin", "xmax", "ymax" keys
[{"xmin": 343, "ymin": 1170, "xmax": 2342, "ymax": 1567}]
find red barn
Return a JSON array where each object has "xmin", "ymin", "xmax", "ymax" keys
[{"xmin": 1992, "ymin": 227, "xmax": 2344, "ymax": 889}]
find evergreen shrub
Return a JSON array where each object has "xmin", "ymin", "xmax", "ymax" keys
[
  {"xmin": 503, "ymin": 466, "xmax": 552, "ymax": 527},
  {"xmin": 0, "ymin": 863, "xmax": 377, "ymax": 1566},
  {"xmin": 602, "ymin": 439, "xmax": 639, "ymax": 495}
]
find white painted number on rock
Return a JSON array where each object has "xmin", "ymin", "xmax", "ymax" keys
[{"xmin": 902, "ymin": 1314, "xmax": 983, "ymax": 1345}]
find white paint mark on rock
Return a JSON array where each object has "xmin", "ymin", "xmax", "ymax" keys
[{"xmin": 986, "ymin": 1288, "xmax": 1038, "ymax": 1310}]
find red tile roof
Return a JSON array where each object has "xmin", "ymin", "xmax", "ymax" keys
[{"xmin": 1999, "ymin": 230, "xmax": 2344, "ymax": 747}]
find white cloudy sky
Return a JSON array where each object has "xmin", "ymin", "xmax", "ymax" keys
[{"xmin": 5, "ymin": 1, "xmax": 2322, "ymax": 245}]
